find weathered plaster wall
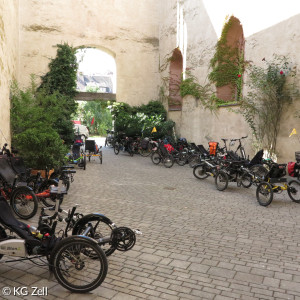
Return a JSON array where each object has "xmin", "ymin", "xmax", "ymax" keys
[
  {"xmin": 160, "ymin": 1, "xmax": 300, "ymax": 162},
  {"xmin": 0, "ymin": 0, "xmax": 19, "ymax": 146},
  {"xmin": 245, "ymin": 14, "xmax": 300, "ymax": 162},
  {"xmin": 18, "ymin": 0, "xmax": 160, "ymax": 106},
  {"xmin": 159, "ymin": 1, "xmax": 250, "ymax": 153}
]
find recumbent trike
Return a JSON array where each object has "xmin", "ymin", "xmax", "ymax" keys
[{"xmin": 0, "ymin": 174, "xmax": 140, "ymax": 293}]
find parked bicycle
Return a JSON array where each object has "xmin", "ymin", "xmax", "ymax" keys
[
  {"xmin": 0, "ymin": 194, "xmax": 108, "ymax": 293},
  {"xmin": 114, "ymin": 135, "xmax": 134, "ymax": 156}
]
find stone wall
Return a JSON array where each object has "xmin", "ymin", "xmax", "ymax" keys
[
  {"xmin": 0, "ymin": 0, "xmax": 19, "ymax": 146},
  {"xmin": 1, "ymin": 0, "xmax": 299, "ymax": 163},
  {"xmin": 161, "ymin": 1, "xmax": 300, "ymax": 162},
  {"xmin": 18, "ymin": 0, "xmax": 160, "ymax": 106},
  {"xmin": 245, "ymin": 14, "xmax": 300, "ymax": 162}
]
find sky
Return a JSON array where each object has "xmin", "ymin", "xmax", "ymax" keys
[
  {"xmin": 76, "ymin": 48, "xmax": 116, "ymax": 76},
  {"xmin": 202, "ymin": 0, "xmax": 300, "ymax": 37}
]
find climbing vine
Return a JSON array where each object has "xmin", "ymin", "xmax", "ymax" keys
[
  {"xmin": 179, "ymin": 71, "xmax": 217, "ymax": 112},
  {"xmin": 208, "ymin": 15, "xmax": 245, "ymax": 101},
  {"xmin": 239, "ymin": 55, "xmax": 299, "ymax": 157}
]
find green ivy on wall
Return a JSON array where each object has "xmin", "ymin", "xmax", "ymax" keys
[
  {"xmin": 208, "ymin": 15, "xmax": 245, "ymax": 101},
  {"xmin": 179, "ymin": 71, "xmax": 217, "ymax": 112}
]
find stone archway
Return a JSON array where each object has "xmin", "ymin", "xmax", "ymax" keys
[{"xmin": 169, "ymin": 48, "xmax": 183, "ymax": 111}]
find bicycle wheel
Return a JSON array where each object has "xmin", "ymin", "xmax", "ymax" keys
[
  {"xmin": 241, "ymin": 173, "xmax": 252, "ymax": 188},
  {"xmin": 256, "ymin": 182, "xmax": 273, "ymax": 206},
  {"xmin": 26, "ymin": 175, "xmax": 39, "ymax": 193},
  {"xmin": 38, "ymin": 179, "xmax": 59, "ymax": 207},
  {"xmin": 163, "ymin": 154, "xmax": 174, "ymax": 168},
  {"xmin": 139, "ymin": 144, "xmax": 152, "ymax": 157},
  {"xmin": 176, "ymin": 153, "xmax": 187, "ymax": 166},
  {"xmin": 83, "ymin": 155, "xmax": 86, "ymax": 170},
  {"xmin": 287, "ymin": 180, "xmax": 300, "ymax": 203},
  {"xmin": 50, "ymin": 236, "xmax": 108, "ymax": 293},
  {"xmin": 151, "ymin": 152, "xmax": 161, "ymax": 165},
  {"xmin": 114, "ymin": 143, "xmax": 120, "ymax": 155},
  {"xmin": 128, "ymin": 145, "xmax": 134, "ymax": 157},
  {"xmin": 188, "ymin": 154, "xmax": 200, "ymax": 168},
  {"xmin": 72, "ymin": 215, "xmax": 116, "ymax": 256},
  {"xmin": 10, "ymin": 187, "xmax": 38, "ymax": 219},
  {"xmin": 215, "ymin": 170, "xmax": 228, "ymax": 191},
  {"xmin": 193, "ymin": 164, "xmax": 209, "ymax": 179}
]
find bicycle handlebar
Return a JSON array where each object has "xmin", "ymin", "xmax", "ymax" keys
[{"xmin": 230, "ymin": 136, "xmax": 248, "ymax": 142}]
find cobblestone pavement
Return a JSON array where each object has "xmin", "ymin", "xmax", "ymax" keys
[{"xmin": 1, "ymin": 147, "xmax": 300, "ymax": 300}]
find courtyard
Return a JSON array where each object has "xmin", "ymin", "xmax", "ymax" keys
[{"xmin": 1, "ymin": 147, "xmax": 300, "ymax": 299}]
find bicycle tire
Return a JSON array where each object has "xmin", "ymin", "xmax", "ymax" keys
[
  {"xmin": 151, "ymin": 152, "xmax": 161, "ymax": 165},
  {"xmin": 72, "ymin": 214, "xmax": 116, "ymax": 256},
  {"xmin": 114, "ymin": 143, "xmax": 120, "ymax": 155},
  {"xmin": 215, "ymin": 170, "xmax": 229, "ymax": 191},
  {"xmin": 176, "ymin": 153, "xmax": 187, "ymax": 166},
  {"xmin": 50, "ymin": 236, "xmax": 108, "ymax": 293},
  {"xmin": 139, "ymin": 144, "xmax": 152, "ymax": 157},
  {"xmin": 287, "ymin": 180, "xmax": 300, "ymax": 203},
  {"xmin": 256, "ymin": 182, "xmax": 273, "ymax": 206},
  {"xmin": 241, "ymin": 173, "xmax": 252, "ymax": 188},
  {"xmin": 193, "ymin": 164, "xmax": 209, "ymax": 179},
  {"xmin": 38, "ymin": 179, "xmax": 59, "ymax": 207},
  {"xmin": 188, "ymin": 154, "xmax": 200, "ymax": 168},
  {"xmin": 83, "ymin": 155, "xmax": 86, "ymax": 170},
  {"xmin": 163, "ymin": 154, "xmax": 174, "ymax": 168},
  {"xmin": 10, "ymin": 187, "xmax": 38, "ymax": 219}
]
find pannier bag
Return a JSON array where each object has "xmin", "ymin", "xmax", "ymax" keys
[
  {"xmin": 268, "ymin": 164, "xmax": 286, "ymax": 178},
  {"xmin": 209, "ymin": 142, "xmax": 218, "ymax": 156},
  {"xmin": 164, "ymin": 144, "xmax": 175, "ymax": 153},
  {"xmin": 288, "ymin": 162, "xmax": 300, "ymax": 177}
]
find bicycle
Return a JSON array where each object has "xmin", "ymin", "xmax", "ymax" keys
[
  {"xmin": 229, "ymin": 136, "xmax": 248, "ymax": 160},
  {"xmin": 105, "ymin": 129, "xmax": 115, "ymax": 148},
  {"xmin": 214, "ymin": 149, "xmax": 267, "ymax": 191},
  {"xmin": 114, "ymin": 135, "xmax": 134, "ymax": 156},
  {"xmin": 0, "ymin": 156, "xmax": 38, "ymax": 219},
  {"xmin": 65, "ymin": 149, "xmax": 87, "ymax": 170},
  {"xmin": 38, "ymin": 179, "xmax": 141, "ymax": 256},
  {"xmin": 256, "ymin": 163, "xmax": 300, "ymax": 206},
  {"xmin": 85, "ymin": 139, "xmax": 103, "ymax": 164},
  {"xmin": 0, "ymin": 195, "xmax": 108, "ymax": 293},
  {"xmin": 151, "ymin": 141, "xmax": 174, "ymax": 168}
]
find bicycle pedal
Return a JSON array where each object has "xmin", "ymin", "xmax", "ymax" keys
[{"xmin": 134, "ymin": 229, "xmax": 142, "ymax": 235}]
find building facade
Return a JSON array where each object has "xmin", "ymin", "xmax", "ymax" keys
[{"xmin": 1, "ymin": 0, "xmax": 300, "ymax": 161}]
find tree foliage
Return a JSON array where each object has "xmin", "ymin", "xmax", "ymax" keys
[
  {"xmin": 10, "ymin": 81, "xmax": 69, "ymax": 169},
  {"xmin": 39, "ymin": 43, "xmax": 78, "ymax": 115},
  {"xmin": 74, "ymin": 101, "xmax": 113, "ymax": 136},
  {"xmin": 110, "ymin": 100, "xmax": 175, "ymax": 138}
]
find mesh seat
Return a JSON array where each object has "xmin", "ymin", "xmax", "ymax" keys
[
  {"xmin": 0, "ymin": 157, "xmax": 18, "ymax": 186},
  {"xmin": 85, "ymin": 140, "xmax": 96, "ymax": 153}
]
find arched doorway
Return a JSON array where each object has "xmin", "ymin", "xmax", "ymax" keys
[
  {"xmin": 169, "ymin": 48, "xmax": 183, "ymax": 111},
  {"xmin": 74, "ymin": 48, "xmax": 116, "ymax": 137}
]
